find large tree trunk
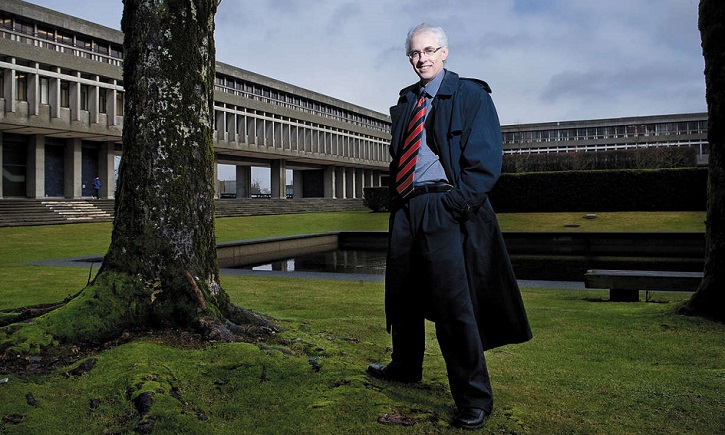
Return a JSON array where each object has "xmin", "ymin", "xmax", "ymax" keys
[
  {"xmin": 102, "ymin": 0, "xmax": 223, "ymax": 329},
  {"xmin": 1, "ymin": 0, "xmax": 274, "ymax": 361},
  {"xmin": 680, "ymin": 0, "xmax": 725, "ymax": 322}
]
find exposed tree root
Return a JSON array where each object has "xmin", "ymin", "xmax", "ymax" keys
[
  {"xmin": 197, "ymin": 302, "xmax": 280, "ymax": 345},
  {"xmin": 0, "ymin": 288, "xmax": 81, "ymax": 328},
  {"xmin": 1, "ymin": 273, "xmax": 281, "ymax": 375},
  {"xmin": 0, "ymin": 302, "xmax": 68, "ymax": 328}
]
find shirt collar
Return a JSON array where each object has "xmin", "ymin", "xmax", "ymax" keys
[{"xmin": 420, "ymin": 69, "xmax": 445, "ymax": 99}]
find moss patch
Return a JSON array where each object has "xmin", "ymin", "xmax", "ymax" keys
[{"xmin": 1, "ymin": 272, "xmax": 154, "ymax": 358}]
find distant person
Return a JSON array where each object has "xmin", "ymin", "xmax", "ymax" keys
[
  {"xmin": 93, "ymin": 176, "xmax": 101, "ymax": 199},
  {"xmin": 367, "ymin": 23, "xmax": 532, "ymax": 429}
]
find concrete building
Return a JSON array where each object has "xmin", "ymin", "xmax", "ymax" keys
[
  {"xmin": 0, "ymin": 0, "xmax": 389, "ymax": 200},
  {"xmin": 0, "ymin": 0, "xmax": 709, "ymax": 201},
  {"xmin": 501, "ymin": 113, "xmax": 708, "ymax": 165}
]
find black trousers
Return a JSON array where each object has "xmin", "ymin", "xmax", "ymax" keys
[{"xmin": 386, "ymin": 191, "xmax": 493, "ymax": 411}]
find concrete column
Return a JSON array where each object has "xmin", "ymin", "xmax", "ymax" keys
[
  {"xmin": 235, "ymin": 165, "xmax": 251, "ymax": 198},
  {"xmin": 106, "ymin": 80, "xmax": 117, "ymax": 126},
  {"xmin": 361, "ymin": 169, "xmax": 368, "ymax": 189},
  {"xmin": 270, "ymin": 159, "xmax": 287, "ymax": 199},
  {"xmin": 265, "ymin": 120, "xmax": 273, "ymax": 148},
  {"xmin": 215, "ymin": 108, "xmax": 227, "ymax": 142},
  {"xmin": 324, "ymin": 166, "xmax": 335, "ymax": 199},
  {"xmin": 27, "ymin": 135, "xmax": 45, "ymax": 199},
  {"xmin": 64, "ymin": 138, "xmax": 82, "ymax": 198},
  {"xmin": 287, "ymin": 124, "xmax": 294, "ymax": 151},
  {"xmin": 49, "ymin": 67, "xmax": 61, "ymax": 118},
  {"xmin": 373, "ymin": 170, "xmax": 382, "ymax": 187},
  {"xmin": 346, "ymin": 167, "xmax": 356, "ymax": 199},
  {"xmin": 355, "ymin": 168, "xmax": 365, "ymax": 198},
  {"xmin": 27, "ymin": 63, "xmax": 39, "ymax": 116},
  {"xmin": 226, "ymin": 111, "xmax": 237, "ymax": 143},
  {"xmin": 89, "ymin": 76, "xmax": 100, "ymax": 124},
  {"xmin": 4, "ymin": 58, "xmax": 17, "ymax": 113},
  {"xmin": 99, "ymin": 141, "xmax": 115, "ymax": 199},
  {"xmin": 293, "ymin": 169, "xmax": 303, "ymax": 199},
  {"xmin": 239, "ymin": 114, "xmax": 247, "ymax": 144},
  {"xmin": 213, "ymin": 156, "xmax": 219, "ymax": 198},
  {"xmin": 335, "ymin": 167, "xmax": 346, "ymax": 199},
  {"xmin": 69, "ymin": 71, "xmax": 82, "ymax": 121}
]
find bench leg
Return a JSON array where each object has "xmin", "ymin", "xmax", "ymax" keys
[{"xmin": 610, "ymin": 288, "xmax": 640, "ymax": 302}]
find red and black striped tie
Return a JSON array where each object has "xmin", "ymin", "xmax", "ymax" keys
[{"xmin": 394, "ymin": 95, "xmax": 427, "ymax": 198}]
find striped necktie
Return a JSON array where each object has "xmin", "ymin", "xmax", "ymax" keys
[{"xmin": 394, "ymin": 95, "xmax": 427, "ymax": 198}]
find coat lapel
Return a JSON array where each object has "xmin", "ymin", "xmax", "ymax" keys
[{"xmin": 389, "ymin": 84, "xmax": 419, "ymax": 158}]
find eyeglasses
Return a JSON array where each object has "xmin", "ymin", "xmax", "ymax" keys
[{"xmin": 407, "ymin": 46, "xmax": 442, "ymax": 60}]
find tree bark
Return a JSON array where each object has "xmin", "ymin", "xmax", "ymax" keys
[
  {"xmin": 680, "ymin": 0, "xmax": 725, "ymax": 322},
  {"xmin": 102, "ymin": 0, "xmax": 222, "ymax": 327}
]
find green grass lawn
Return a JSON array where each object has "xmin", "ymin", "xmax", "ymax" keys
[
  {"xmin": 1, "ymin": 211, "xmax": 722, "ymax": 434},
  {"xmin": 496, "ymin": 211, "xmax": 706, "ymax": 233}
]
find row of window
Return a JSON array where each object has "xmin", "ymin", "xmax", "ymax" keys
[
  {"xmin": 1, "ymin": 11, "xmax": 388, "ymax": 136},
  {"xmin": 214, "ymin": 106, "xmax": 389, "ymax": 162},
  {"xmin": 1, "ymin": 66, "xmax": 385, "ymax": 162},
  {"xmin": 0, "ymin": 70, "xmax": 124, "ymax": 115},
  {"xmin": 1, "ymin": 65, "xmax": 388, "ymax": 162},
  {"xmin": 502, "ymin": 121, "xmax": 707, "ymax": 144},
  {"xmin": 214, "ymin": 74, "xmax": 390, "ymax": 133},
  {"xmin": 0, "ymin": 14, "xmax": 123, "ymax": 60},
  {"xmin": 1, "ymin": 15, "xmax": 123, "ymax": 58},
  {"xmin": 503, "ymin": 140, "xmax": 709, "ymax": 155},
  {"xmin": 1, "ymin": 66, "xmax": 387, "ymax": 162}
]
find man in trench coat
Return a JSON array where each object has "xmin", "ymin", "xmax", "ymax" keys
[{"xmin": 367, "ymin": 23, "xmax": 532, "ymax": 430}]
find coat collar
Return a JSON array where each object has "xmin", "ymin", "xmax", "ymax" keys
[{"xmin": 398, "ymin": 69, "xmax": 460, "ymax": 102}]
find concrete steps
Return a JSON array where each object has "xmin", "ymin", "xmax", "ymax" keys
[
  {"xmin": 214, "ymin": 198, "xmax": 368, "ymax": 217},
  {"xmin": 0, "ymin": 198, "xmax": 368, "ymax": 227},
  {"xmin": 0, "ymin": 199, "xmax": 115, "ymax": 227},
  {"xmin": 41, "ymin": 200, "xmax": 113, "ymax": 222}
]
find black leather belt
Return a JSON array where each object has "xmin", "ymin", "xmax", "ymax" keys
[
  {"xmin": 391, "ymin": 184, "xmax": 453, "ymax": 209},
  {"xmin": 408, "ymin": 183, "xmax": 453, "ymax": 198}
]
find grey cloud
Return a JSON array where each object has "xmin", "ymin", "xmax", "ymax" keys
[
  {"xmin": 540, "ymin": 61, "xmax": 703, "ymax": 104},
  {"xmin": 23, "ymin": 0, "xmax": 706, "ymax": 123}
]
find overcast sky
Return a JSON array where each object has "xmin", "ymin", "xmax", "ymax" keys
[{"xmin": 24, "ymin": 0, "xmax": 706, "ymax": 126}]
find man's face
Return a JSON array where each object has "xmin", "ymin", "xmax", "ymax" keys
[{"xmin": 408, "ymin": 31, "xmax": 448, "ymax": 84}]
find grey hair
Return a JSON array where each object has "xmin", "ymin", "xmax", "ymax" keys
[{"xmin": 405, "ymin": 23, "xmax": 448, "ymax": 54}]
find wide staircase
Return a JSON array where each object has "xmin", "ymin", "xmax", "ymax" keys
[
  {"xmin": 0, "ymin": 199, "xmax": 115, "ymax": 227},
  {"xmin": 0, "ymin": 198, "xmax": 368, "ymax": 227},
  {"xmin": 214, "ymin": 198, "xmax": 367, "ymax": 217}
]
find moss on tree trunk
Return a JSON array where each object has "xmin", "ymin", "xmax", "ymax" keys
[
  {"xmin": 104, "ymin": 0, "xmax": 222, "ymax": 329},
  {"xmin": 680, "ymin": 0, "xmax": 725, "ymax": 322}
]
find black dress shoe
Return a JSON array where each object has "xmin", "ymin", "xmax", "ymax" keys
[
  {"xmin": 366, "ymin": 363, "xmax": 422, "ymax": 383},
  {"xmin": 452, "ymin": 407, "xmax": 488, "ymax": 430}
]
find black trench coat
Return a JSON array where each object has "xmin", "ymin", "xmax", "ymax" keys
[{"xmin": 387, "ymin": 70, "xmax": 532, "ymax": 350}]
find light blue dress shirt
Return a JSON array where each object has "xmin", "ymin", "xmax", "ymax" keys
[{"xmin": 415, "ymin": 70, "xmax": 449, "ymax": 185}]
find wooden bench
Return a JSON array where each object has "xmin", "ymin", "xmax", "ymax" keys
[{"xmin": 584, "ymin": 269, "xmax": 703, "ymax": 302}]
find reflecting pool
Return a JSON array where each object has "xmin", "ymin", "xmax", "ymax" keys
[{"xmin": 241, "ymin": 249, "xmax": 386, "ymax": 275}]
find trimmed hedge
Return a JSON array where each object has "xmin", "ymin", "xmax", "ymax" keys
[
  {"xmin": 363, "ymin": 186, "xmax": 390, "ymax": 212},
  {"xmin": 488, "ymin": 167, "xmax": 707, "ymax": 212},
  {"xmin": 501, "ymin": 146, "xmax": 698, "ymax": 173},
  {"xmin": 363, "ymin": 168, "xmax": 708, "ymax": 213}
]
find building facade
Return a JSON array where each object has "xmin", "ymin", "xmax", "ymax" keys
[
  {"xmin": 0, "ymin": 0, "xmax": 390, "ymax": 200},
  {"xmin": 0, "ymin": 0, "xmax": 709, "ymax": 200},
  {"xmin": 501, "ymin": 113, "xmax": 708, "ymax": 165}
]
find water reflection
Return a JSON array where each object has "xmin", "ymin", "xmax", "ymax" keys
[{"xmin": 244, "ymin": 249, "xmax": 386, "ymax": 275}]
